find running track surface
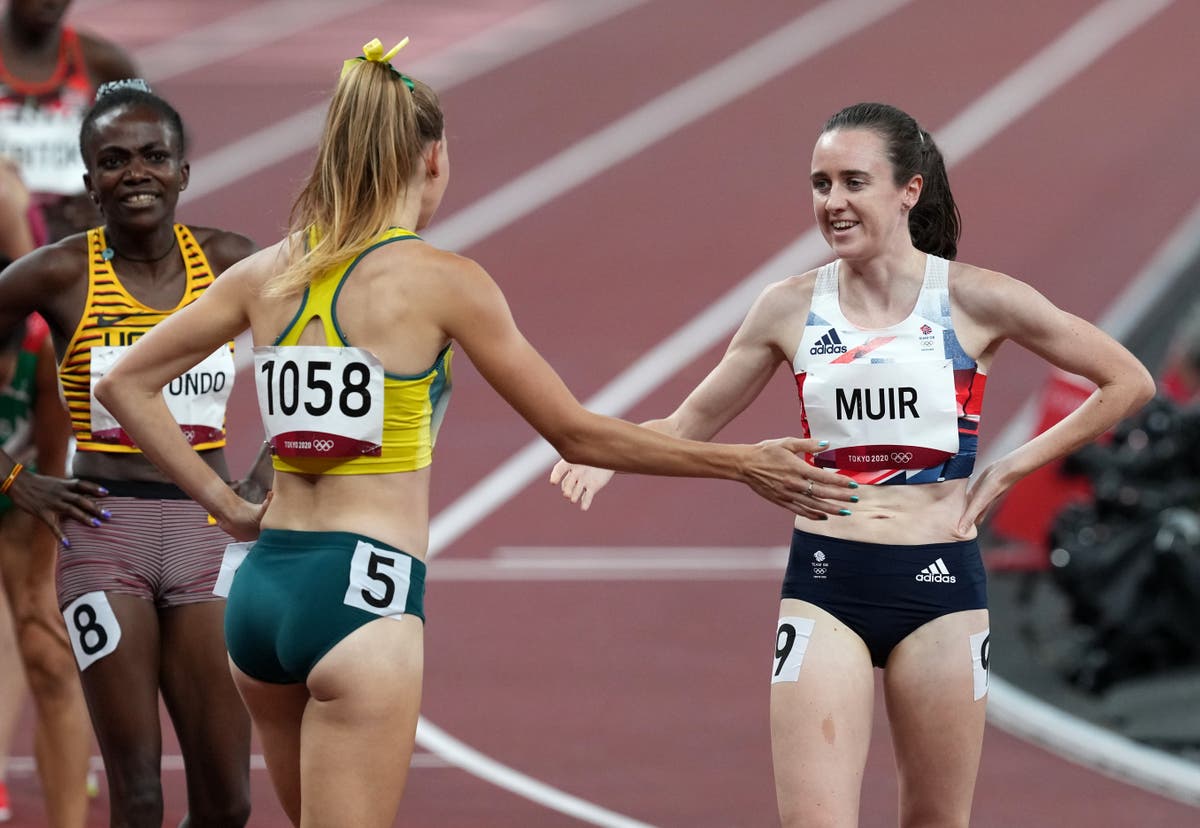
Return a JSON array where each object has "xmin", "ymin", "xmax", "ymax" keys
[{"xmin": 6, "ymin": 1, "xmax": 1200, "ymax": 825}]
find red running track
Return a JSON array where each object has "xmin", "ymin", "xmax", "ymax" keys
[{"xmin": 5, "ymin": 0, "xmax": 1199, "ymax": 825}]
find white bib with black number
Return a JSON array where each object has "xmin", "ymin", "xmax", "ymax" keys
[
  {"xmin": 63, "ymin": 591, "xmax": 121, "ymax": 671},
  {"xmin": 89, "ymin": 344, "xmax": 235, "ymax": 446},
  {"xmin": 253, "ymin": 345, "xmax": 385, "ymax": 458},
  {"xmin": 344, "ymin": 540, "xmax": 413, "ymax": 619}
]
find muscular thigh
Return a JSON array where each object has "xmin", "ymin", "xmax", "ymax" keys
[
  {"xmin": 770, "ymin": 599, "xmax": 876, "ymax": 825},
  {"xmin": 884, "ymin": 609, "xmax": 990, "ymax": 820}
]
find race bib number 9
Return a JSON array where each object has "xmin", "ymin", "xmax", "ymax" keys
[{"xmin": 254, "ymin": 345, "xmax": 384, "ymax": 458}]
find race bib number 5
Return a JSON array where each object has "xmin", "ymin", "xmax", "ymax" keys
[
  {"xmin": 344, "ymin": 540, "xmax": 414, "ymax": 619},
  {"xmin": 254, "ymin": 345, "xmax": 384, "ymax": 458}
]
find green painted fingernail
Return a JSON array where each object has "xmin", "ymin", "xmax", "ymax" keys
[
  {"xmin": 850, "ymin": 495, "xmax": 859, "ymax": 503},
  {"xmin": 839, "ymin": 509, "xmax": 852, "ymax": 516},
  {"xmin": 848, "ymin": 481, "xmax": 859, "ymax": 488},
  {"xmin": 818, "ymin": 440, "xmax": 829, "ymax": 447}
]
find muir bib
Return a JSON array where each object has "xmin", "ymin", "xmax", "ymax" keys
[
  {"xmin": 793, "ymin": 255, "xmax": 987, "ymax": 484},
  {"xmin": 802, "ymin": 359, "xmax": 959, "ymax": 470},
  {"xmin": 254, "ymin": 345, "xmax": 385, "ymax": 458},
  {"xmin": 89, "ymin": 345, "xmax": 234, "ymax": 447}
]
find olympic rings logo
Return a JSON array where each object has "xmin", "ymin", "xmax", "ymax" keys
[
  {"xmin": 891, "ymin": 451, "xmax": 913, "ymax": 464},
  {"xmin": 312, "ymin": 439, "xmax": 335, "ymax": 452}
]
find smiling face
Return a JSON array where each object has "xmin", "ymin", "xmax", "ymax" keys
[
  {"xmin": 810, "ymin": 127, "xmax": 921, "ymax": 262},
  {"xmin": 82, "ymin": 103, "xmax": 188, "ymax": 231}
]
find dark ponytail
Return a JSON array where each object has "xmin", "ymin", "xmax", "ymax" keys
[{"xmin": 822, "ymin": 103, "xmax": 961, "ymax": 260}]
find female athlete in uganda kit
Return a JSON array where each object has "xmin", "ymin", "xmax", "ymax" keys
[
  {"xmin": 95, "ymin": 38, "xmax": 826, "ymax": 827},
  {"xmin": 551, "ymin": 102, "xmax": 1154, "ymax": 827},
  {"xmin": 0, "ymin": 80, "xmax": 259, "ymax": 827}
]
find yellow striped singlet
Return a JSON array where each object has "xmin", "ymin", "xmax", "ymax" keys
[
  {"xmin": 266, "ymin": 227, "xmax": 453, "ymax": 475},
  {"xmin": 59, "ymin": 224, "xmax": 230, "ymax": 452}
]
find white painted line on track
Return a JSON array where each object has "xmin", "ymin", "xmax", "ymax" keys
[
  {"xmin": 134, "ymin": 0, "xmax": 392, "ymax": 83},
  {"xmin": 416, "ymin": 719, "xmax": 656, "ymax": 828},
  {"xmin": 987, "ymin": 680, "xmax": 1200, "ymax": 806},
  {"xmin": 414, "ymin": 0, "xmax": 1196, "ymax": 817},
  {"xmin": 430, "ymin": 546, "xmax": 789, "ymax": 580},
  {"xmin": 5, "ymin": 752, "xmax": 449, "ymax": 775},
  {"xmin": 182, "ymin": 0, "xmax": 650, "ymax": 205},
  {"xmin": 425, "ymin": 0, "xmax": 915, "ymax": 251}
]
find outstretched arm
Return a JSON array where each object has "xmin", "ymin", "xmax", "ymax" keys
[
  {"xmin": 549, "ymin": 278, "xmax": 856, "ymax": 517},
  {"xmin": 443, "ymin": 262, "xmax": 854, "ymax": 516}
]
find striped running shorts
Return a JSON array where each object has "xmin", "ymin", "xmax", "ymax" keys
[{"xmin": 57, "ymin": 480, "xmax": 230, "ymax": 609}]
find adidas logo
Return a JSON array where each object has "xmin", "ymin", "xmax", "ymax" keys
[
  {"xmin": 809, "ymin": 328, "xmax": 848, "ymax": 355},
  {"xmin": 915, "ymin": 557, "xmax": 957, "ymax": 583}
]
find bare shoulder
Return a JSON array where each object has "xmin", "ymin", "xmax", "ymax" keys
[
  {"xmin": 393, "ymin": 241, "xmax": 496, "ymax": 296},
  {"xmin": 948, "ymin": 259, "xmax": 1071, "ymax": 353},
  {"xmin": 1, "ymin": 234, "xmax": 89, "ymax": 292},
  {"xmin": 748, "ymin": 268, "xmax": 818, "ymax": 330},
  {"xmin": 77, "ymin": 32, "xmax": 138, "ymax": 85},
  {"xmin": 0, "ymin": 235, "xmax": 90, "ymax": 334},
  {"xmin": 948, "ymin": 260, "xmax": 1038, "ymax": 316},
  {"xmin": 187, "ymin": 225, "xmax": 258, "ymax": 273},
  {"xmin": 767, "ymin": 268, "xmax": 818, "ymax": 307}
]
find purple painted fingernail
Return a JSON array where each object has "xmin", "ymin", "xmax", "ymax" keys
[
  {"xmin": 101, "ymin": 510, "xmax": 112, "ymax": 519},
  {"xmin": 98, "ymin": 487, "xmax": 109, "ymax": 495},
  {"xmin": 91, "ymin": 518, "xmax": 101, "ymax": 527},
  {"xmin": 61, "ymin": 537, "xmax": 71, "ymax": 548}
]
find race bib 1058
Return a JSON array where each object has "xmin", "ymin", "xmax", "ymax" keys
[{"xmin": 254, "ymin": 345, "xmax": 385, "ymax": 458}]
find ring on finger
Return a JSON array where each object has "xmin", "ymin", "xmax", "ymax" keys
[{"xmin": 807, "ymin": 479, "xmax": 814, "ymax": 496}]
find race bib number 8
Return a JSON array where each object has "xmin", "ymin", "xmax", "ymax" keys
[
  {"xmin": 63, "ymin": 591, "xmax": 121, "ymax": 671},
  {"xmin": 254, "ymin": 345, "xmax": 385, "ymax": 457}
]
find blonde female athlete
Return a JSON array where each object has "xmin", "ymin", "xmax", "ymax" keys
[
  {"xmin": 551, "ymin": 102, "xmax": 1155, "ymax": 827},
  {"xmin": 95, "ymin": 39, "xmax": 842, "ymax": 827}
]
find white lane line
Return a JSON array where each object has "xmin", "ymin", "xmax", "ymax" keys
[
  {"xmin": 5, "ymin": 752, "xmax": 449, "ymax": 775},
  {"xmin": 228, "ymin": 0, "xmax": 909, "ymax": 371},
  {"xmin": 425, "ymin": 0, "xmax": 914, "ymax": 251},
  {"xmin": 182, "ymin": 0, "xmax": 649, "ymax": 205},
  {"xmin": 416, "ymin": 720, "xmax": 655, "ymax": 828},
  {"xmin": 415, "ymin": 0, "xmax": 1196, "ymax": 816},
  {"xmin": 430, "ymin": 546, "xmax": 789, "ymax": 580},
  {"xmin": 134, "ymin": 0, "xmax": 392, "ymax": 83}
]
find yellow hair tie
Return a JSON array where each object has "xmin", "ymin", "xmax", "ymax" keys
[{"xmin": 341, "ymin": 37, "xmax": 414, "ymax": 89}]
